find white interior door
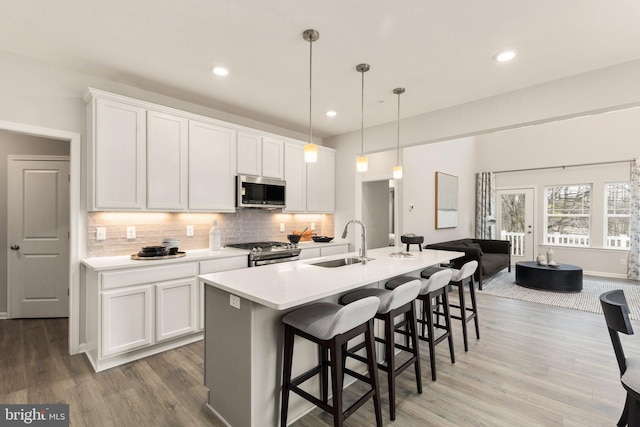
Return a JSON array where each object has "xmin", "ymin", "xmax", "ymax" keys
[
  {"xmin": 8, "ymin": 156, "xmax": 70, "ymax": 318},
  {"xmin": 497, "ymin": 188, "xmax": 535, "ymax": 263}
]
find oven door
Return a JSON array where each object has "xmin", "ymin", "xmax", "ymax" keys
[{"xmin": 252, "ymin": 255, "xmax": 300, "ymax": 267}]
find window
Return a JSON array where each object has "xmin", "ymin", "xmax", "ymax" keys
[
  {"xmin": 545, "ymin": 185, "xmax": 591, "ymax": 247},
  {"xmin": 605, "ymin": 182, "xmax": 631, "ymax": 249}
]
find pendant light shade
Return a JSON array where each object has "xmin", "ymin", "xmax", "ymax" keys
[
  {"xmin": 392, "ymin": 87, "xmax": 405, "ymax": 179},
  {"xmin": 303, "ymin": 29, "xmax": 319, "ymax": 163},
  {"xmin": 356, "ymin": 63, "xmax": 370, "ymax": 172}
]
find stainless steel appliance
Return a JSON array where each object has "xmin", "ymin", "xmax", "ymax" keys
[
  {"xmin": 226, "ymin": 241, "xmax": 300, "ymax": 267},
  {"xmin": 236, "ymin": 175, "xmax": 286, "ymax": 209}
]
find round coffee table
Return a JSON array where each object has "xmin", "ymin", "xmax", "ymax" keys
[{"xmin": 515, "ymin": 261, "xmax": 583, "ymax": 292}]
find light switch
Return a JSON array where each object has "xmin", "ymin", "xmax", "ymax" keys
[
  {"xmin": 96, "ymin": 227, "xmax": 106, "ymax": 241},
  {"xmin": 126, "ymin": 226, "xmax": 136, "ymax": 239}
]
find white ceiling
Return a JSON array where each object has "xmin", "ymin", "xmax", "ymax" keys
[{"xmin": 2, "ymin": 0, "xmax": 640, "ymax": 138}]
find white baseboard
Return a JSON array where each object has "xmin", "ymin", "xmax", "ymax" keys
[
  {"xmin": 0, "ymin": 312, "xmax": 8, "ymax": 320},
  {"xmin": 583, "ymin": 270, "xmax": 632, "ymax": 280}
]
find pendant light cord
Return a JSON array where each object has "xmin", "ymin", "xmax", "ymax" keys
[
  {"xmin": 361, "ymin": 69, "xmax": 364, "ymax": 155},
  {"xmin": 396, "ymin": 91, "xmax": 401, "ymax": 164},
  {"xmin": 309, "ymin": 37, "xmax": 313, "ymax": 144}
]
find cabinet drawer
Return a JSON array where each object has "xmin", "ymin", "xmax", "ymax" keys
[
  {"xmin": 200, "ymin": 256, "xmax": 248, "ymax": 274},
  {"xmin": 101, "ymin": 262, "xmax": 198, "ymax": 290}
]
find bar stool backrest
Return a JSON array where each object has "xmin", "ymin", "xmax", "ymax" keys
[
  {"xmin": 386, "ymin": 279, "xmax": 421, "ymax": 311},
  {"xmin": 328, "ymin": 296, "xmax": 380, "ymax": 339},
  {"xmin": 451, "ymin": 260, "xmax": 478, "ymax": 282},
  {"xmin": 421, "ymin": 269, "xmax": 453, "ymax": 295}
]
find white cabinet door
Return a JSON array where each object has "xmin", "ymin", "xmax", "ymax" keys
[
  {"xmin": 306, "ymin": 147, "xmax": 335, "ymax": 213},
  {"xmin": 93, "ymin": 98, "xmax": 146, "ymax": 210},
  {"xmin": 188, "ymin": 120, "xmax": 237, "ymax": 211},
  {"xmin": 261, "ymin": 137, "xmax": 284, "ymax": 179},
  {"xmin": 146, "ymin": 110, "xmax": 188, "ymax": 210},
  {"xmin": 101, "ymin": 285, "xmax": 153, "ymax": 357},
  {"xmin": 156, "ymin": 278, "xmax": 197, "ymax": 342},
  {"xmin": 283, "ymin": 142, "xmax": 306, "ymax": 212},
  {"xmin": 237, "ymin": 132, "xmax": 261, "ymax": 176}
]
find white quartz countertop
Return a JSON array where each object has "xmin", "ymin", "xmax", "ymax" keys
[
  {"xmin": 81, "ymin": 248, "xmax": 250, "ymax": 271},
  {"xmin": 199, "ymin": 247, "xmax": 464, "ymax": 310}
]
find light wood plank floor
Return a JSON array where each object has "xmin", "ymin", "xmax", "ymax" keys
[{"xmin": 1, "ymin": 290, "xmax": 636, "ymax": 426}]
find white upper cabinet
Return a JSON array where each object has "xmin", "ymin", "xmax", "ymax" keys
[
  {"xmin": 306, "ymin": 147, "xmax": 335, "ymax": 213},
  {"xmin": 188, "ymin": 120, "xmax": 237, "ymax": 212},
  {"xmin": 237, "ymin": 132, "xmax": 261, "ymax": 176},
  {"xmin": 89, "ymin": 97, "xmax": 146, "ymax": 211},
  {"xmin": 146, "ymin": 110, "xmax": 188, "ymax": 211},
  {"xmin": 261, "ymin": 137, "xmax": 284, "ymax": 179},
  {"xmin": 237, "ymin": 132, "xmax": 284, "ymax": 179},
  {"xmin": 283, "ymin": 141, "xmax": 306, "ymax": 212}
]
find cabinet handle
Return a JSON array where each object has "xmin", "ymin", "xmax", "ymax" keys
[{"xmin": 10, "ymin": 244, "xmax": 20, "ymax": 250}]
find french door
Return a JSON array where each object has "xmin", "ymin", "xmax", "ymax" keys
[{"xmin": 496, "ymin": 188, "xmax": 535, "ymax": 263}]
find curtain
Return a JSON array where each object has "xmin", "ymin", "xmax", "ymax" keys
[
  {"xmin": 628, "ymin": 158, "xmax": 640, "ymax": 280},
  {"xmin": 475, "ymin": 172, "xmax": 495, "ymax": 239}
]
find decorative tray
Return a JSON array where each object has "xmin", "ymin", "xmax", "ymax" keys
[
  {"xmin": 312, "ymin": 236, "xmax": 334, "ymax": 243},
  {"xmin": 130, "ymin": 251, "xmax": 186, "ymax": 260}
]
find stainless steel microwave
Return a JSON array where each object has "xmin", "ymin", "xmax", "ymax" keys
[{"xmin": 236, "ymin": 175, "xmax": 286, "ymax": 209}]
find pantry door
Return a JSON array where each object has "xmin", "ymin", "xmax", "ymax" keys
[{"xmin": 8, "ymin": 156, "xmax": 70, "ymax": 318}]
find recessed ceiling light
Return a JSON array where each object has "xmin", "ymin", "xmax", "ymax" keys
[
  {"xmin": 212, "ymin": 66, "xmax": 229, "ymax": 76},
  {"xmin": 495, "ymin": 50, "xmax": 517, "ymax": 62},
  {"xmin": 326, "ymin": 111, "xmax": 337, "ymax": 117}
]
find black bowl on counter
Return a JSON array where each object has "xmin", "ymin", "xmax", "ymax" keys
[
  {"xmin": 312, "ymin": 236, "xmax": 334, "ymax": 243},
  {"xmin": 287, "ymin": 234, "xmax": 301, "ymax": 244}
]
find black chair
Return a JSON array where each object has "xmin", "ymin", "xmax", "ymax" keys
[{"xmin": 600, "ymin": 289, "xmax": 640, "ymax": 427}]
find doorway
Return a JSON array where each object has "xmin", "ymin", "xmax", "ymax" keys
[
  {"xmin": 0, "ymin": 122, "xmax": 82, "ymax": 355},
  {"xmin": 362, "ymin": 180, "xmax": 394, "ymax": 249},
  {"xmin": 496, "ymin": 188, "xmax": 535, "ymax": 262}
]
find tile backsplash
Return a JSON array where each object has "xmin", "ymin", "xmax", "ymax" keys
[{"xmin": 87, "ymin": 210, "xmax": 334, "ymax": 257}]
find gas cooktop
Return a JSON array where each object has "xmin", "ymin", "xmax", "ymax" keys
[{"xmin": 226, "ymin": 241, "xmax": 297, "ymax": 251}]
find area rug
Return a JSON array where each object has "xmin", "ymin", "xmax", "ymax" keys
[{"xmin": 482, "ymin": 271, "xmax": 640, "ymax": 320}]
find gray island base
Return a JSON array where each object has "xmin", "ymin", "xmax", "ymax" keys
[{"xmin": 199, "ymin": 246, "xmax": 463, "ymax": 427}]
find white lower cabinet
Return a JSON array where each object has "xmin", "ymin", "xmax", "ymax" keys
[
  {"xmin": 101, "ymin": 285, "xmax": 153, "ymax": 357},
  {"xmin": 84, "ymin": 255, "xmax": 248, "ymax": 371},
  {"xmin": 155, "ymin": 278, "xmax": 197, "ymax": 342}
]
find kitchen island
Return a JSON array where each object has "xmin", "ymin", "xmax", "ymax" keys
[{"xmin": 199, "ymin": 246, "xmax": 463, "ymax": 427}]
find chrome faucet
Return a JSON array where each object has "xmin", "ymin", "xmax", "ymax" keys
[{"xmin": 342, "ymin": 220, "xmax": 368, "ymax": 263}]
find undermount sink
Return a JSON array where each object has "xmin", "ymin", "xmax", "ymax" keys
[{"xmin": 310, "ymin": 257, "xmax": 364, "ymax": 268}]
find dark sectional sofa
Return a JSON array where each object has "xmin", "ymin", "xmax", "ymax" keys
[{"xmin": 424, "ymin": 238, "xmax": 511, "ymax": 290}]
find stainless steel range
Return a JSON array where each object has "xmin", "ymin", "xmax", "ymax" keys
[{"xmin": 226, "ymin": 241, "xmax": 301, "ymax": 267}]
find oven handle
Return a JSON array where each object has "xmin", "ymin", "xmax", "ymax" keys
[{"xmin": 253, "ymin": 256, "xmax": 300, "ymax": 267}]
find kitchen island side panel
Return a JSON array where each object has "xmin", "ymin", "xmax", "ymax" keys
[{"xmin": 205, "ymin": 285, "xmax": 253, "ymax": 427}]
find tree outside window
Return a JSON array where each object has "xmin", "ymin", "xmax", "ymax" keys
[
  {"xmin": 545, "ymin": 185, "xmax": 591, "ymax": 247},
  {"xmin": 605, "ymin": 182, "xmax": 631, "ymax": 249}
]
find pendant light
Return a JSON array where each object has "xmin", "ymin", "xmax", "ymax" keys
[
  {"xmin": 392, "ymin": 87, "xmax": 405, "ymax": 179},
  {"xmin": 356, "ymin": 63, "xmax": 370, "ymax": 172},
  {"xmin": 303, "ymin": 29, "xmax": 319, "ymax": 163}
]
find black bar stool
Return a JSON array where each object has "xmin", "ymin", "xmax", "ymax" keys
[
  {"xmin": 387, "ymin": 270, "xmax": 454, "ymax": 381},
  {"xmin": 433, "ymin": 260, "xmax": 479, "ymax": 351},
  {"xmin": 280, "ymin": 296, "xmax": 383, "ymax": 427},
  {"xmin": 339, "ymin": 279, "xmax": 422, "ymax": 420}
]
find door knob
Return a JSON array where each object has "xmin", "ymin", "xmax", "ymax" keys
[{"xmin": 10, "ymin": 244, "xmax": 19, "ymax": 250}]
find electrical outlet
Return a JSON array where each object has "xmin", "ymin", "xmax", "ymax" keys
[
  {"xmin": 280, "ymin": 223, "xmax": 285, "ymax": 232},
  {"xmin": 126, "ymin": 226, "xmax": 136, "ymax": 239},
  {"xmin": 96, "ymin": 227, "xmax": 106, "ymax": 240},
  {"xmin": 186, "ymin": 225, "xmax": 194, "ymax": 236},
  {"xmin": 310, "ymin": 222, "xmax": 315, "ymax": 231},
  {"xmin": 230, "ymin": 294, "xmax": 241, "ymax": 309}
]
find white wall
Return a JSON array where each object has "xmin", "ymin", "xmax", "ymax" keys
[
  {"xmin": 403, "ymin": 137, "xmax": 477, "ymax": 245},
  {"xmin": 476, "ymin": 108, "xmax": 640, "ymax": 277}
]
